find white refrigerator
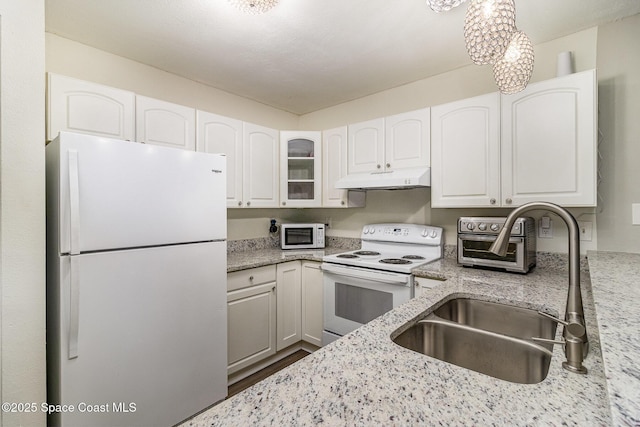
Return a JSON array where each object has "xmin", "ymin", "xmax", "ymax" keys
[{"xmin": 46, "ymin": 132, "xmax": 227, "ymax": 427}]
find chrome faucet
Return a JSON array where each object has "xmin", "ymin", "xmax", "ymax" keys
[{"xmin": 488, "ymin": 201, "xmax": 589, "ymax": 374}]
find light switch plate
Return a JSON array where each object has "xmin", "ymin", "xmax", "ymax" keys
[{"xmin": 633, "ymin": 204, "xmax": 640, "ymax": 225}]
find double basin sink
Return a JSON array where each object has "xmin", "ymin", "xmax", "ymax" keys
[{"xmin": 392, "ymin": 297, "xmax": 558, "ymax": 384}]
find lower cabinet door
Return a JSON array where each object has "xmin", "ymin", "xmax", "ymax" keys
[
  {"xmin": 276, "ymin": 261, "xmax": 302, "ymax": 351},
  {"xmin": 227, "ymin": 282, "xmax": 276, "ymax": 374},
  {"xmin": 301, "ymin": 262, "xmax": 323, "ymax": 347}
]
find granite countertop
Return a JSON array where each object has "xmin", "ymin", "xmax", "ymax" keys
[
  {"xmin": 586, "ymin": 251, "xmax": 640, "ymax": 425},
  {"xmin": 178, "ymin": 246, "xmax": 640, "ymax": 426}
]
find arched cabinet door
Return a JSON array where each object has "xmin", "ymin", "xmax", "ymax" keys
[
  {"xmin": 135, "ymin": 95, "xmax": 195, "ymax": 150},
  {"xmin": 47, "ymin": 73, "xmax": 135, "ymax": 142}
]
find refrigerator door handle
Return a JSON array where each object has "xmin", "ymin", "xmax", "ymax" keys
[
  {"xmin": 68, "ymin": 149, "xmax": 81, "ymax": 255},
  {"xmin": 68, "ymin": 256, "xmax": 80, "ymax": 359}
]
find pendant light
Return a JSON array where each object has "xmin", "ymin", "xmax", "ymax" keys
[
  {"xmin": 463, "ymin": 0, "xmax": 517, "ymax": 65},
  {"xmin": 426, "ymin": 0, "xmax": 467, "ymax": 13},
  {"xmin": 228, "ymin": 0, "xmax": 279, "ymax": 14},
  {"xmin": 492, "ymin": 30, "xmax": 534, "ymax": 94}
]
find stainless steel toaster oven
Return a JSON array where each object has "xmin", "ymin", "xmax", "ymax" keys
[{"xmin": 457, "ymin": 217, "xmax": 536, "ymax": 273}]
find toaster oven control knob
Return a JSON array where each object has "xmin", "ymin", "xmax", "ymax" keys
[
  {"xmin": 478, "ymin": 223, "xmax": 487, "ymax": 231},
  {"xmin": 490, "ymin": 223, "xmax": 500, "ymax": 232},
  {"xmin": 466, "ymin": 223, "xmax": 475, "ymax": 231}
]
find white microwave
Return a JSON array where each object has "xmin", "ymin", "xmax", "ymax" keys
[{"xmin": 281, "ymin": 223, "xmax": 325, "ymax": 250}]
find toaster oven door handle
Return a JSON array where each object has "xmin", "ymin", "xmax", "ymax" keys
[
  {"xmin": 321, "ymin": 263, "xmax": 411, "ymax": 285},
  {"xmin": 459, "ymin": 234, "xmax": 524, "ymax": 243}
]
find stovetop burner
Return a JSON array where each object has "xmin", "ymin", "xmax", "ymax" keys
[
  {"xmin": 353, "ymin": 250, "xmax": 381, "ymax": 256},
  {"xmin": 379, "ymin": 258, "xmax": 413, "ymax": 265},
  {"xmin": 336, "ymin": 254, "xmax": 359, "ymax": 259},
  {"xmin": 402, "ymin": 255, "xmax": 425, "ymax": 260}
]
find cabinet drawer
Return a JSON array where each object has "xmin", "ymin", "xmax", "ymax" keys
[{"xmin": 227, "ymin": 265, "xmax": 276, "ymax": 291}]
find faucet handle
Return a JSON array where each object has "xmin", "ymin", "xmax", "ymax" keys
[{"xmin": 538, "ymin": 311, "xmax": 586, "ymax": 337}]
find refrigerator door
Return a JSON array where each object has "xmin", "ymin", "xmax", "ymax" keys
[
  {"xmin": 47, "ymin": 131, "xmax": 226, "ymax": 254},
  {"xmin": 48, "ymin": 241, "xmax": 227, "ymax": 427}
]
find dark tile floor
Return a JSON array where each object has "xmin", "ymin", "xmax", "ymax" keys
[{"xmin": 227, "ymin": 350, "xmax": 310, "ymax": 398}]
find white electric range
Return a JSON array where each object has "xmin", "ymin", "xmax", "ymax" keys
[{"xmin": 321, "ymin": 223, "xmax": 444, "ymax": 346}]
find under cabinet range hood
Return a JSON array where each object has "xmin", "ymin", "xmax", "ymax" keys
[{"xmin": 334, "ymin": 167, "xmax": 431, "ymax": 190}]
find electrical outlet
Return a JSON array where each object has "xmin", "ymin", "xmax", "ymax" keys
[
  {"xmin": 538, "ymin": 217, "xmax": 553, "ymax": 238},
  {"xmin": 577, "ymin": 221, "xmax": 593, "ymax": 241},
  {"xmin": 324, "ymin": 217, "xmax": 332, "ymax": 229},
  {"xmin": 633, "ymin": 204, "xmax": 640, "ymax": 225}
]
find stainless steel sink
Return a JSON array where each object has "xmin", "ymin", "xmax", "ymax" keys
[
  {"xmin": 434, "ymin": 298, "xmax": 557, "ymax": 346},
  {"xmin": 392, "ymin": 298, "xmax": 558, "ymax": 384}
]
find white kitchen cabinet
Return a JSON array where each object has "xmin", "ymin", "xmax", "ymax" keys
[
  {"xmin": 322, "ymin": 126, "xmax": 366, "ymax": 208},
  {"xmin": 136, "ymin": 95, "xmax": 196, "ymax": 150},
  {"xmin": 280, "ymin": 131, "xmax": 322, "ymax": 207},
  {"xmin": 227, "ymin": 266, "xmax": 277, "ymax": 375},
  {"xmin": 431, "ymin": 92, "xmax": 501, "ymax": 207},
  {"xmin": 47, "ymin": 73, "xmax": 135, "ymax": 142},
  {"xmin": 347, "ymin": 108, "xmax": 430, "ymax": 175},
  {"xmin": 196, "ymin": 111, "xmax": 243, "ymax": 208},
  {"xmin": 431, "ymin": 69, "xmax": 597, "ymax": 208},
  {"xmin": 414, "ymin": 277, "xmax": 445, "ymax": 298},
  {"xmin": 242, "ymin": 123, "xmax": 280, "ymax": 208},
  {"xmin": 501, "ymin": 69, "xmax": 597, "ymax": 207},
  {"xmin": 348, "ymin": 118, "xmax": 385, "ymax": 174},
  {"xmin": 276, "ymin": 261, "xmax": 302, "ymax": 351},
  {"xmin": 301, "ymin": 261, "xmax": 323, "ymax": 347},
  {"xmin": 384, "ymin": 108, "xmax": 431, "ymax": 171}
]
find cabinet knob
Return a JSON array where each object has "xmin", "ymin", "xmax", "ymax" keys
[
  {"xmin": 376, "ymin": 164, "xmax": 381, "ymax": 169},
  {"xmin": 386, "ymin": 163, "xmax": 391, "ymax": 169},
  {"xmin": 505, "ymin": 198, "xmax": 512, "ymax": 205},
  {"xmin": 246, "ymin": 201, "xmax": 251, "ymax": 207},
  {"xmin": 490, "ymin": 198, "xmax": 496, "ymax": 205},
  {"xmin": 282, "ymin": 201, "xmax": 286, "ymax": 206},
  {"xmin": 341, "ymin": 200, "xmax": 345, "ymax": 206},
  {"xmin": 249, "ymin": 276, "xmax": 254, "ymax": 281},
  {"xmin": 238, "ymin": 201, "xmax": 242, "ymax": 206},
  {"xmin": 272, "ymin": 286, "xmax": 276, "ymax": 292}
]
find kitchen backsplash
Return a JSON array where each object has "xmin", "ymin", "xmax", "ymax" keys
[{"xmin": 228, "ymin": 239, "xmax": 588, "ymax": 272}]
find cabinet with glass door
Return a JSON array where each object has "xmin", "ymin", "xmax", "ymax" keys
[{"xmin": 280, "ymin": 131, "xmax": 322, "ymax": 207}]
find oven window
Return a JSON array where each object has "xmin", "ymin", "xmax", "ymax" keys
[
  {"xmin": 334, "ymin": 282, "xmax": 393, "ymax": 325},
  {"xmin": 285, "ymin": 228, "xmax": 313, "ymax": 245},
  {"xmin": 462, "ymin": 240, "xmax": 518, "ymax": 262}
]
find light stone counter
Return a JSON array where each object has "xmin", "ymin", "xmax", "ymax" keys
[
  {"xmin": 586, "ymin": 251, "xmax": 640, "ymax": 426},
  {"xmin": 184, "ymin": 251, "xmax": 620, "ymax": 426}
]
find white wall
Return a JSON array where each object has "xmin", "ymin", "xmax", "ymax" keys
[
  {"xmin": 596, "ymin": 13, "xmax": 640, "ymax": 253},
  {"xmin": 0, "ymin": 1, "xmax": 46, "ymax": 426}
]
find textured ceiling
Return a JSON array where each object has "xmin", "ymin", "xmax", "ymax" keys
[{"xmin": 45, "ymin": 0, "xmax": 640, "ymax": 114}]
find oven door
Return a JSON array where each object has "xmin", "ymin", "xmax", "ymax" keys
[
  {"xmin": 457, "ymin": 234, "xmax": 525, "ymax": 270},
  {"xmin": 322, "ymin": 263, "xmax": 412, "ymax": 344}
]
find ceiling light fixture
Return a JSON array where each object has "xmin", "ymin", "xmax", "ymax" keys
[
  {"xmin": 426, "ymin": 0, "xmax": 467, "ymax": 13},
  {"xmin": 228, "ymin": 0, "xmax": 279, "ymax": 14},
  {"xmin": 492, "ymin": 30, "xmax": 534, "ymax": 94},
  {"xmin": 463, "ymin": 0, "xmax": 516, "ymax": 65}
]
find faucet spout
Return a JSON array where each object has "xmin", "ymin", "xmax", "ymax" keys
[{"xmin": 488, "ymin": 201, "xmax": 588, "ymax": 374}]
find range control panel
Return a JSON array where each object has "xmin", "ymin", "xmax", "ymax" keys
[{"xmin": 361, "ymin": 223, "xmax": 443, "ymax": 245}]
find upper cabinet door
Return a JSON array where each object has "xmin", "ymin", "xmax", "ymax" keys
[
  {"xmin": 136, "ymin": 96, "xmax": 196, "ymax": 150},
  {"xmin": 501, "ymin": 69, "xmax": 597, "ymax": 207},
  {"xmin": 47, "ymin": 73, "xmax": 135, "ymax": 142},
  {"xmin": 243, "ymin": 123, "xmax": 279, "ymax": 208},
  {"xmin": 280, "ymin": 131, "xmax": 322, "ymax": 208},
  {"xmin": 196, "ymin": 111, "xmax": 243, "ymax": 208},
  {"xmin": 384, "ymin": 108, "xmax": 430, "ymax": 170},
  {"xmin": 323, "ymin": 126, "xmax": 348, "ymax": 207},
  {"xmin": 431, "ymin": 92, "xmax": 501, "ymax": 208},
  {"xmin": 347, "ymin": 118, "xmax": 385, "ymax": 174}
]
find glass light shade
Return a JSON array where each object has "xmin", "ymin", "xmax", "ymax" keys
[
  {"xmin": 426, "ymin": 0, "xmax": 467, "ymax": 13},
  {"xmin": 493, "ymin": 31, "xmax": 534, "ymax": 94},
  {"xmin": 464, "ymin": 0, "xmax": 517, "ymax": 65},
  {"xmin": 228, "ymin": 0, "xmax": 278, "ymax": 14}
]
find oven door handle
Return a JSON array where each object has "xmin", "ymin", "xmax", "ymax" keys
[{"xmin": 321, "ymin": 263, "xmax": 411, "ymax": 285}]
